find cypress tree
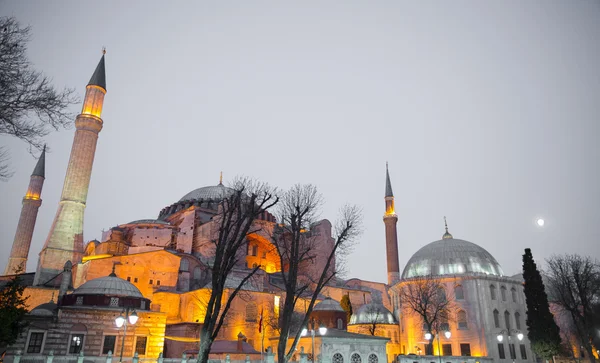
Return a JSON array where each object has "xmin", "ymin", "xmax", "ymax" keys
[
  {"xmin": 522, "ymin": 248, "xmax": 562, "ymax": 360},
  {"xmin": 340, "ymin": 294, "xmax": 353, "ymax": 322}
]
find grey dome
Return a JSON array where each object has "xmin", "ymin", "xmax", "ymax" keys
[
  {"xmin": 349, "ymin": 303, "xmax": 397, "ymax": 325},
  {"xmin": 30, "ymin": 301, "xmax": 58, "ymax": 316},
  {"xmin": 126, "ymin": 219, "xmax": 170, "ymax": 225},
  {"xmin": 402, "ymin": 238, "xmax": 504, "ymax": 279},
  {"xmin": 74, "ymin": 276, "xmax": 143, "ymax": 298},
  {"xmin": 179, "ymin": 184, "xmax": 233, "ymax": 202},
  {"xmin": 314, "ymin": 297, "xmax": 345, "ymax": 312}
]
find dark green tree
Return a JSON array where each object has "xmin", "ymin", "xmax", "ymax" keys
[
  {"xmin": 340, "ymin": 294, "xmax": 352, "ymax": 322},
  {"xmin": 0, "ymin": 273, "xmax": 29, "ymax": 346},
  {"xmin": 522, "ymin": 248, "xmax": 562, "ymax": 360}
]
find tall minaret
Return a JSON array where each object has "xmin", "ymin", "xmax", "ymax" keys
[
  {"xmin": 33, "ymin": 53, "xmax": 106, "ymax": 285},
  {"xmin": 383, "ymin": 162, "xmax": 400, "ymax": 286},
  {"xmin": 4, "ymin": 147, "xmax": 46, "ymax": 275}
]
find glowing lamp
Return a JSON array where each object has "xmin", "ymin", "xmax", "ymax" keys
[
  {"xmin": 319, "ymin": 326, "xmax": 327, "ymax": 335},
  {"xmin": 128, "ymin": 310, "xmax": 139, "ymax": 325},
  {"xmin": 115, "ymin": 315, "xmax": 125, "ymax": 328},
  {"xmin": 301, "ymin": 328, "xmax": 308, "ymax": 337},
  {"xmin": 496, "ymin": 334, "xmax": 503, "ymax": 342},
  {"xmin": 517, "ymin": 333, "xmax": 524, "ymax": 341},
  {"xmin": 444, "ymin": 331, "xmax": 451, "ymax": 339},
  {"xmin": 425, "ymin": 332, "xmax": 432, "ymax": 340}
]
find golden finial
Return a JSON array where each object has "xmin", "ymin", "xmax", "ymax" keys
[
  {"xmin": 443, "ymin": 216, "xmax": 453, "ymax": 239},
  {"xmin": 219, "ymin": 171, "xmax": 223, "ymax": 185},
  {"xmin": 102, "ymin": 47, "xmax": 106, "ymax": 55},
  {"xmin": 109, "ymin": 262, "xmax": 117, "ymax": 277}
]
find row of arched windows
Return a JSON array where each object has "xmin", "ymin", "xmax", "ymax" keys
[
  {"xmin": 490, "ymin": 284, "xmax": 518, "ymax": 303},
  {"xmin": 493, "ymin": 309, "xmax": 522, "ymax": 330}
]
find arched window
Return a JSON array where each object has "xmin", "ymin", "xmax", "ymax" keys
[
  {"xmin": 457, "ymin": 310, "xmax": 468, "ymax": 329},
  {"xmin": 193, "ymin": 266, "xmax": 202, "ymax": 280},
  {"xmin": 333, "ymin": 353, "xmax": 344, "ymax": 363},
  {"xmin": 493, "ymin": 309, "xmax": 500, "ymax": 328},
  {"xmin": 501, "ymin": 286, "xmax": 507, "ymax": 301},
  {"xmin": 337, "ymin": 318, "xmax": 343, "ymax": 330},
  {"xmin": 246, "ymin": 302, "xmax": 258, "ymax": 322},
  {"xmin": 511, "ymin": 287, "xmax": 517, "ymax": 303},
  {"xmin": 180, "ymin": 259, "xmax": 189, "ymax": 272},
  {"xmin": 351, "ymin": 353, "xmax": 362, "ymax": 363},
  {"xmin": 437, "ymin": 286, "xmax": 447, "ymax": 302},
  {"xmin": 514, "ymin": 312, "xmax": 521, "ymax": 330},
  {"xmin": 490, "ymin": 285, "xmax": 497, "ymax": 300},
  {"xmin": 368, "ymin": 354, "xmax": 378, "ymax": 363},
  {"xmin": 504, "ymin": 311, "xmax": 511, "ymax": 330},
  {"xmin": 455, "ymin": 285, "xmax": 464, "ymax": 300}
]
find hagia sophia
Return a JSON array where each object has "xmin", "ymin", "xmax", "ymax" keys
[{"xmin": 2, "ymin": 54, "xmax": 536, "ymax": 363}]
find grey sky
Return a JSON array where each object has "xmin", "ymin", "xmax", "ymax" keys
[{"xmin": 1, "ymin": 1, "xmax": 599, "ymax": 282}]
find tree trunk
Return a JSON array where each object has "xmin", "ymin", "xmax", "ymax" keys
[{"xmin": 198, "ymin": 329, "xmax": 213, "ymax": 363}]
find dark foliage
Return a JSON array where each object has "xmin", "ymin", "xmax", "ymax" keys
[
  {"xmin": 522, "ymin": 248, "xmax": 562, "ymax": 359},
  {"xmin": 0, "ymin": 273, "xmax": 29, "ymax": 346}
]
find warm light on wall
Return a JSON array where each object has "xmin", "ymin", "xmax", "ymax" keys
[
  {"xmin": 82, "ymin": 254, "xmax": 113, "ymax": 262},
  {"xmin": 25, "ymin": 193, "xmax": 40, "ymax": 200},
  {"xmin": 274, "ymin": 296, "xmax": 280, "ymax": 319}
]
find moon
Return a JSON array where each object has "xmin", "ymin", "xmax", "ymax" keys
[{"xmin": 536, "ymin": 218, "xmax": 545, "ymax": 227}]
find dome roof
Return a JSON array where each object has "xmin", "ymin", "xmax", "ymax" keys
[
  {"xmin": 402, "ymin": 237, "xmax": 504, "ymax": 279},
  {"xmin": 314, "ymin": 297, "xmax": 345, "ymax": 312},
  {"xmin": 126, "ymin": 219, "xmax": 170, "ymax": 225},
  {"xmin": 74, "ymin": 275, "xmax": 143, "ymax": 298},
  {"xmin": 349, "ymin": 303, "xmax": 397, "ymax": 325},
  {"xmin": 179, "ymin": 183, "xmax": 233, "ymax": 202},
  {"xmin": 30, "ymin": 301, "xmax": 58, "ymax": 316}
]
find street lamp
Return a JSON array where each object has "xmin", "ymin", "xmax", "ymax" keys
[
  {"xmin": 115, "ymin": 308, "xmax": 138, "ymax": 363},
  {"xmin": 425, "ymin": 330, "xmax": 451, "ymax": 363},
  {"xmin": 496, "ymin": 330, "xmax": 523, "ymax": 363},
  {"xmin": 301, "ymin": 319, "xmax": 327, "ymax": 362}
]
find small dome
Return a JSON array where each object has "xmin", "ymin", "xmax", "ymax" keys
[
  {"xmin": 74, "ymin": 276, "xmax": 143, "ymax": 298},
  {"xmin": 179, "ymin": 184, "xmax": 233, "ymax": 202},
  {"xmin": 402, "ymin": 238, "xmax": 504, "ymax": 279},
  {"xmin": 30, "ymin": 301, "xmax": 58, "ymax": 316},
  {"xmin": 349, "ymin": 303, "xmax": 397, "ymax": 325},
  {"xmin": 314, "ymin": 297, "xmax": 345, "ymax": 312},
  {"xmin": 126, "ymin": 219, "xmax": 170, "ymax": 225}
]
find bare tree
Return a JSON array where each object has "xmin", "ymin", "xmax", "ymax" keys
[
  {"xmin": 546, "ymin": 254, "xmax": 600, "ymax": 363},
  {"xmin": 399, "ymin": 274, "xmax": 453, "ymax": 356},
  {"xmin": 197, "ymin": 178, "xmax": 279, "ymax": 363},
  {"xmin": 272, "ymin": 184, "xmax": 362, "ymax": 363},
  {"xmin": 0, "ymin": 17, "xmax": 78, "ymax": 179}
]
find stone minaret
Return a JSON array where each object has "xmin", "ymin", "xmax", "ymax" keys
[
  {"xmin": 34, "ymin": 54, "xmax": 106, "ymax": 285},
  {"xmin": 4, "ymin": 147, "xmax": 46, "ymax": 275},
  {"xmin": 383, "ymin": 163, "xmax": 400, "ymax": 286}
]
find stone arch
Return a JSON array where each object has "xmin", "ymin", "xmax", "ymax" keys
[
  {"xmin": 333, "ymin": 353, "xmax": 344, "ymax": 363},
  {"xmin": 504, "ymin": 310, "xmax": 511, "ymax": 330},
  {"xmin": 457, "ymin": 310, "xmax": 468, "ymax": 329},
  {"xmin": 368, "ymin": 353, "xmax": 379, "ymax": 363},
  {"xmin": 493, "ymin": 309, "xmax": 500, "ymax": 328},
  {"xmin": 454, "ymin": 284, "xmax": 464, "ymax": 300},
  {"xmin": 501, "ymin": 285, "xmax": 507, "ymax": 301},
  {"xmin": 350, "ymin": 352, "xmax": 362, "ymax": 363},
  {"xmin": 490, "ymin": 284, "xmax": 497, "ymax": 300}
]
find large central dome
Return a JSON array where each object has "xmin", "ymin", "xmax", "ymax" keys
[
  {"xmin": 179, "ymin": 184, "xmax": 233, "ymax": 202},
  {"xmin": 402, "ymin": 237, "xmax": 504, "ymax": 279}
]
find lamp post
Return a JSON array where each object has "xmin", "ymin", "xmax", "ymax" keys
[
  {"xmin": 425, "ymin": 330, "xmax": 451, "ymax": 363},
  {"xmin": 301, "ymin": 319, "xmax": 327, "ymax": 362},
  {"xmin": 496, "ymin": 330, "xmax": 523, "ymax": 363},
  {"xmin": 115, "ymin": 308, "xmax": 139, "ymax": 363}
]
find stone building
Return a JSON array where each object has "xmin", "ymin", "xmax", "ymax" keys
[{"xmin": 2, "ymin": 50, "xmax": 544, "ymax": 363}]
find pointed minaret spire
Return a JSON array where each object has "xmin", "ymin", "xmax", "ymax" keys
[
  {"xmin": 4, "ymin": 148, "xmax": 46, "ymax": 275},
  {"xmin": 88, "ymin": 49, "xmax": 106, "ymax": 91},
  {"xmin": 385, "ymin": 161, "xmax": 393, "ymax": 197},
  {"xmin": 383, "ymin": 163, "xmax": 400, "ymax": 286},
  {"xmin": 443, "ymin": 216, "xmax": 453, "ymax": 239},
  {"xmin": 219, "ymin": 171, "xmax": 223, "ymax": 185},
  {"xmin": 32, "ymin": 145, "xmax": 46, "ymax": 177},
  {"xmin": 34, "ymin": 53, "xmax": 107, "ymax": 285}
]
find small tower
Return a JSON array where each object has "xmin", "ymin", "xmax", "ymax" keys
[
  {"xmin": 4, "ymin": 147, "xmax": 46, "ymax": 275},
  {"xmin": 383, "ymin": 163, "xmax": 400, "ymax": 285},
  {"xmin": 34, "ymin": 53, "xmax": 107, "ymax": 285}
]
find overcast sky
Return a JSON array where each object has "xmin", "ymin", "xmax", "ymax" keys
[{"xmin": 1, "ymin": 1, "xmax": 599, "ymax": 283}]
